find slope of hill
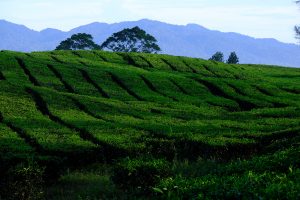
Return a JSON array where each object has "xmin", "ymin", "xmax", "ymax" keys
[
  {"xmin": 1, "ymin": 19, "xmax": 300, "ymax": 67},
  {"xmin": 0, "ymin": 50, "xmax": 300, "ymax": 199}
]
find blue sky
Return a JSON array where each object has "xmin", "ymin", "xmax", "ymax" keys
[{"xmin": 0, "ymin": 0, "xmax": 299, "ymax": 43}]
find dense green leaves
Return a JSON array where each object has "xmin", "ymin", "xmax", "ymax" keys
[
  {"xmin": 157, "ymin": 147, "xmax": 300, "ymax": 199},
  {"xmin": 55, "ymin": 33, "xmax": 100, "ymax": 50},
  {"xmin": 101, "ymin": 26, "xmax": 161, "ymax": 53},
  {"xmin": 227, "ymin": 52, "xmax": 239, "ymax": 64},
  {"xmin": 209, "ymin": 51, "xmax": 224, "ymax": 62},
  {"xmin": 0, "ymin": 50, "xmax": 300, "ymax": 199},
  {"xmin": 112, "ymin": 158, "xmax": 171, "ymax": 191},
  {"xmin": 1, "ymin": 162, "xmax": 45, "ymax": 200}
]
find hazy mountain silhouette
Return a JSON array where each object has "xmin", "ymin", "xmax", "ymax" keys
[{"xmin": 1, "ymin": 19, "xmax": 299, "ymax": 67}]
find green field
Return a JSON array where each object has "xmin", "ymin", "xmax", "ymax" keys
[{"xmin": 0, "ymin": 50, "xmax": 300, "ymax": 199}]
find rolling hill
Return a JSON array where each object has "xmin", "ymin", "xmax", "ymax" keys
[
  {"xmin": 0, "ymin": 50, "xmax": 300, "ymax": 199},
  {"xmin": 1, "ymin": 19, "xmax": 300, "ymax": 67}
]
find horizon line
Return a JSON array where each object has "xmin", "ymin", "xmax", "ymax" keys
[{"xmin": 0, "ymin": 18, "xmax": 295, "ymax": 45}]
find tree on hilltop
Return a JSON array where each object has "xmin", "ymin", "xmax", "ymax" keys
[
  {"xmin": 101, "ymin": 26, "xmax": 161, "ymax": 53},
  {"xmin": 55, "ymin": 33, "xmax": 100, "ymax": 50},
  {"xmin": 227, "ymin": 52, "xmax": 239, "ymax": 64},
  {"xmin": 209, "ymin": 51, "xmax": 224, "ymax": 62}
]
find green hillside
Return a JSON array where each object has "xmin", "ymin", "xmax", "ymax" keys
[{"xmin": 0, "ymin": 50, "xmax": 300, "ymax": 199}]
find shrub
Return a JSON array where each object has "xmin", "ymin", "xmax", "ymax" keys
[
  {"xmin": 1, "ymin": 162, "xmax": 45, "ymax": 200},
  {"xmin": 145, "ymin": 138, "xmax": 176, "ymax": 161},
  {"xmin": 111, "ymin": 158, "xmax": 171, "ymax": 191},
  {"xmin": 157, "ymin": 169, "xmax": 300, "ymax": 200}
]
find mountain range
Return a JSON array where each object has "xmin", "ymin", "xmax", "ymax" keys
[{"xmin": 0, "ymin": 19, "xmax": 299, "ymax": 67}]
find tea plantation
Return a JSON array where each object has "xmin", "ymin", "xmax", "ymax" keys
[{"xmin": 0, "ymin": 50, "xmax": 299, "ymax": 199}]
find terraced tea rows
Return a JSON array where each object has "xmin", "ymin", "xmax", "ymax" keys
[{"xmin": 0, "ymin": 50, "xmax": 300, "ymax": 199}]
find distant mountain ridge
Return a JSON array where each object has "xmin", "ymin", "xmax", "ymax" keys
[{"xmin": 0, "ymin": 19, "xmax": 299, "ymax": 67}]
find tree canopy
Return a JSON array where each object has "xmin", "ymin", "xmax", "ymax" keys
[
  {"xmin": 227, "ymin": 52, "xmax": 239, "ymax": 64},
  {"xmin": 209, "ymin": 51, "xmax": 224, "ymax": 63},
  {"xmin": 101, "ymin": 26, "xmax": 161, "ymax": 53},
  {"xmin": 55, "ymin": 33, "xmax": 100, "ymax": 50}
]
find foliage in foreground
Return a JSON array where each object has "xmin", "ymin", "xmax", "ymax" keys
[
  {"xmin": 156, "ymin": 146, "xmax": 300, "ymax": 199},
  {"xmin": 1, "ymin": 161, "xmax": 45, "ymax": 200},
  {"xmin": 0, "ymin": 50, "xmax": 299, "ymax": 199}
]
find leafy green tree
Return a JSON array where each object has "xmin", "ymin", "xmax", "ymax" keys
[
  {"xmin": 227, "ymin": 52, "xmax": 239, "ymax": 64},
  {"xmin": 55, "ymin": 33, "xmax": 100, "ymax": 50},
  {"xmin": 209, "ymin": 51, "xmax": 224, "ymax": 62},
  {"xmin": 101, "ymin": 26, "xmax": 161, "ymax": 53}
]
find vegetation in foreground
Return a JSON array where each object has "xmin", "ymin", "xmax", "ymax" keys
[{"xmin": 0, "ymin": 50, "xmax": 300, "ymax": 199}]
